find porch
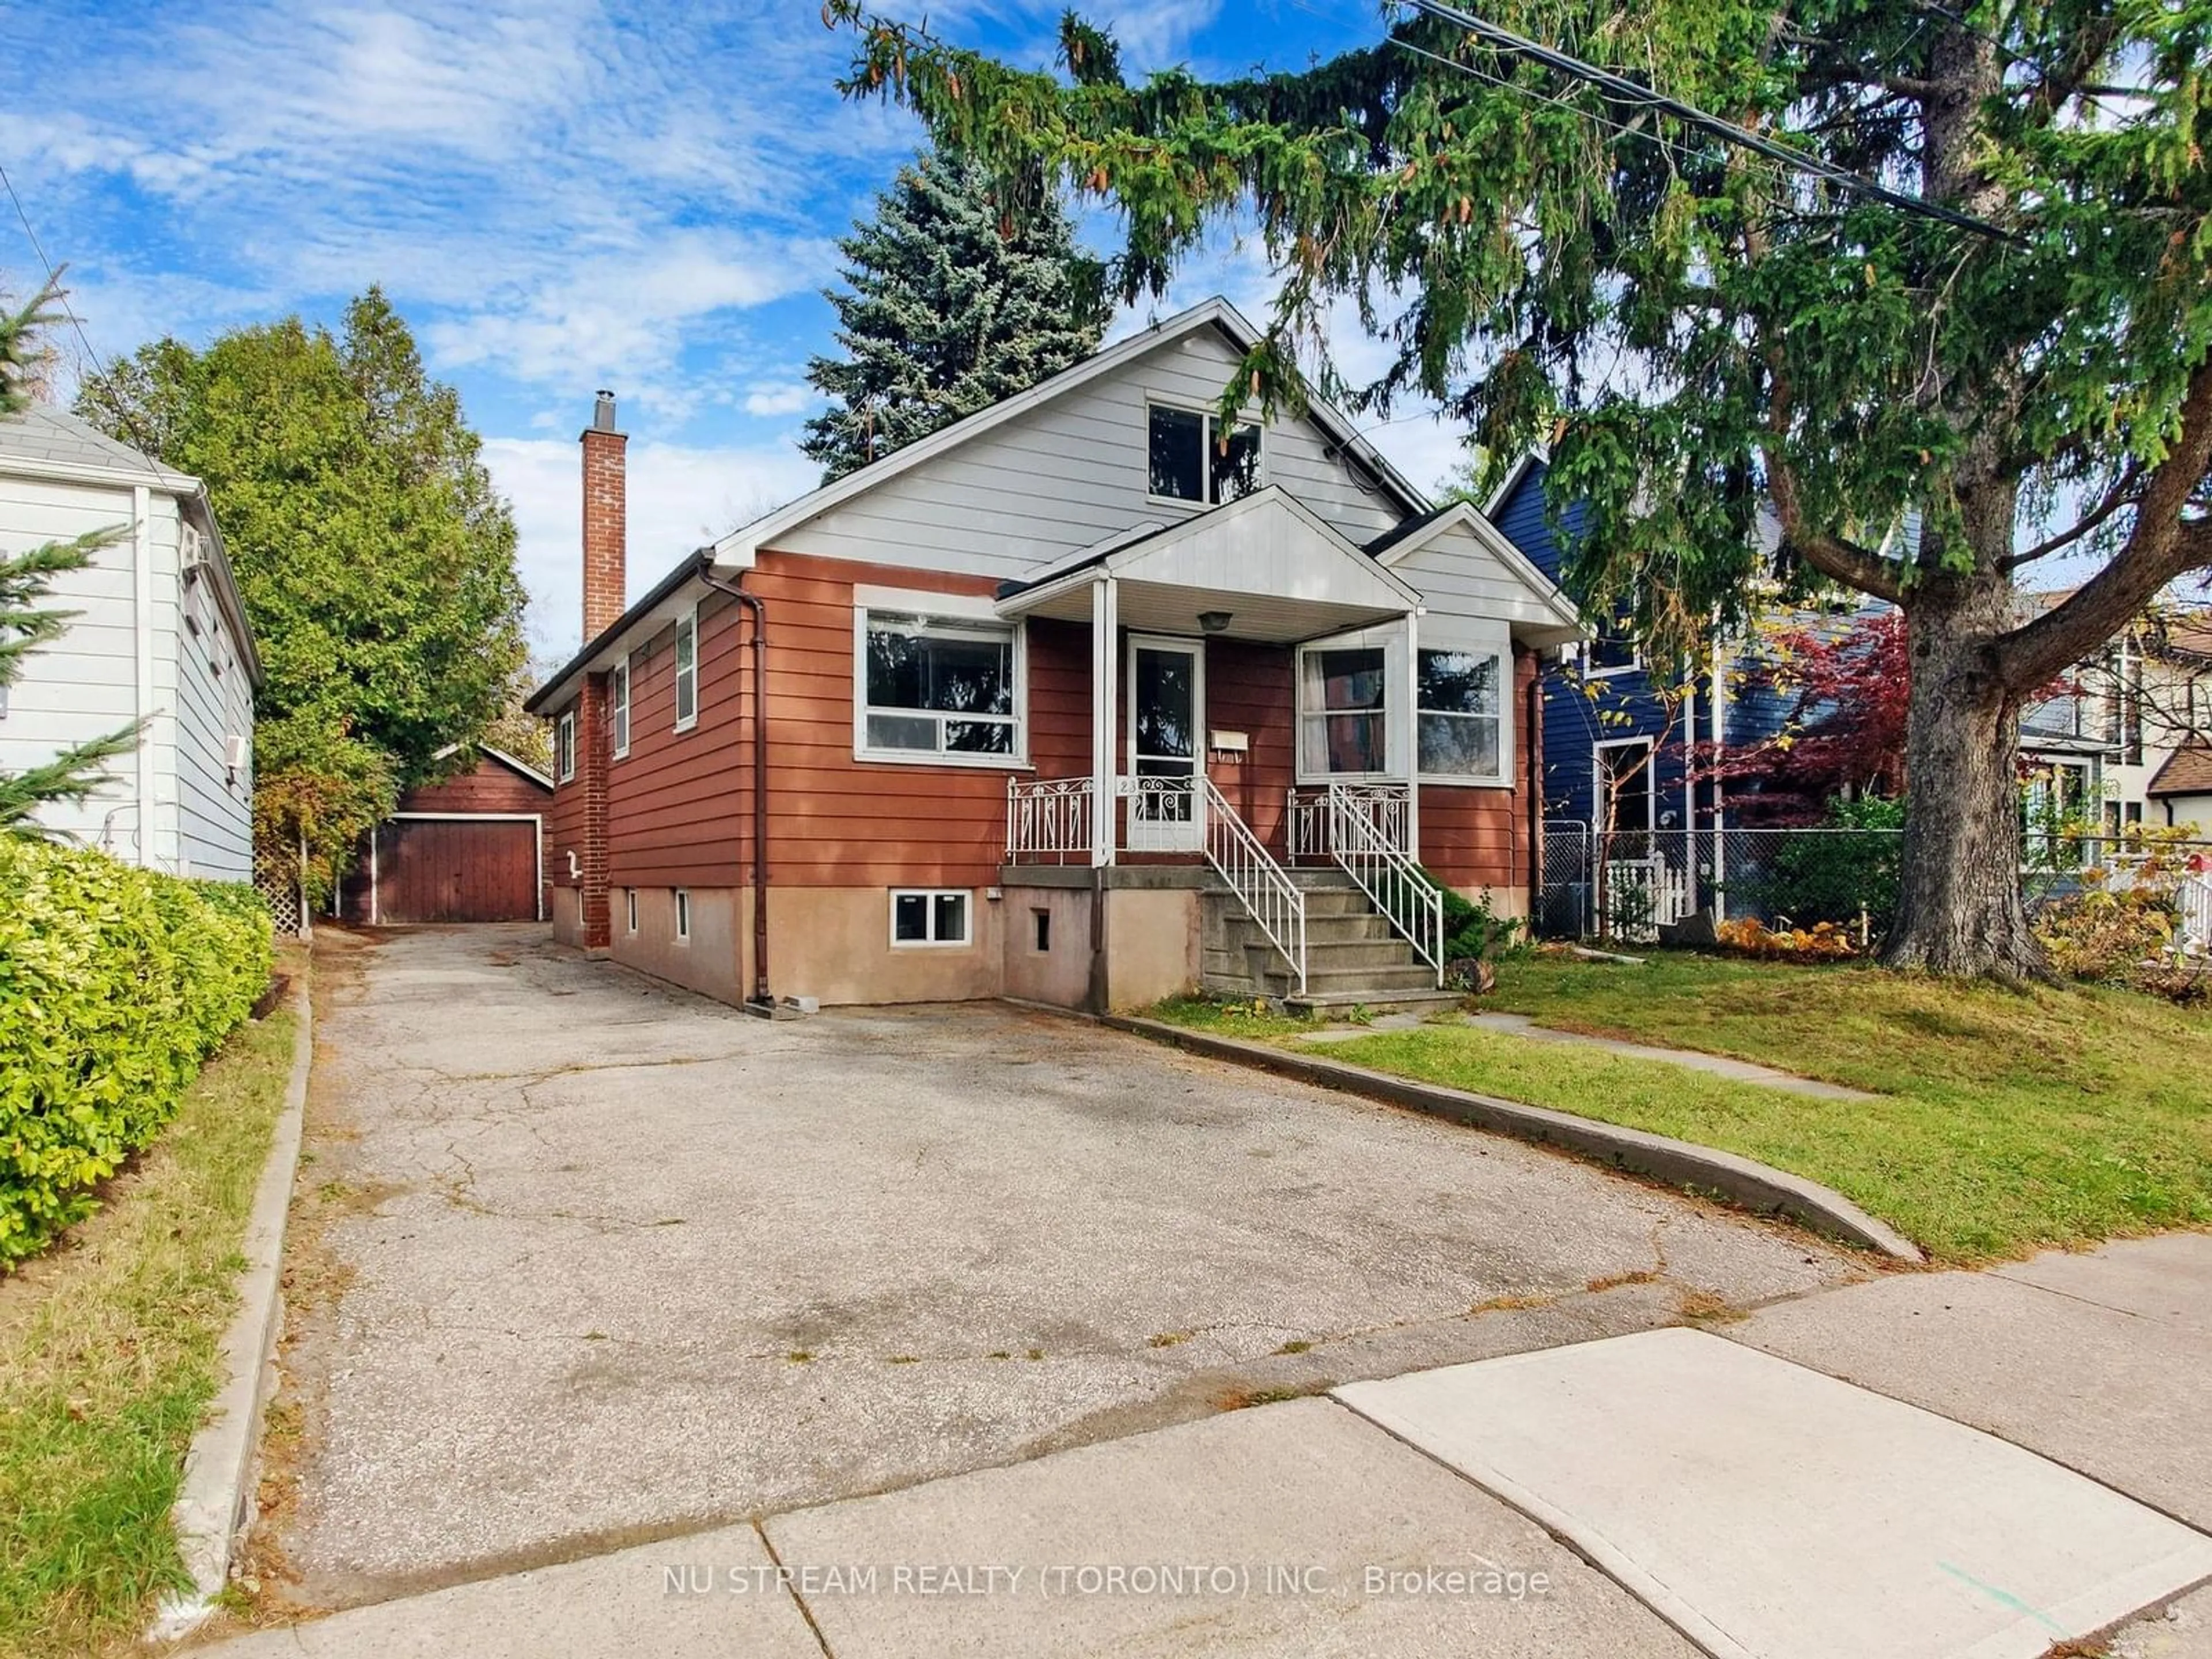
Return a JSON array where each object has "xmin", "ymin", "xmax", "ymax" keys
[{"xmin": 994, "ymin": 490, "xmax": 1455, "ymax": 1001}]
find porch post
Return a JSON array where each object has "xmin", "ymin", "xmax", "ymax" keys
[
  {"xmin": 1404, "ymin": 605, "xmax": 1422, "ymax": 858},
  {"xmin": 1091, "ymin": 573, "xmax": 1118, "ymax": 867}
]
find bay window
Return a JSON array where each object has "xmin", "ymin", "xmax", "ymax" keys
[
  {"xmin": 1418, "ymin": 648, "xmax": 1505, "ymax": 783},
  {"xmin": 1300, "ymin": 646, "xmax": 1389, "ymax": 777},
  {"xmin": 857, "ymin": 608, "xmax": 1021, "ymax": 762}
]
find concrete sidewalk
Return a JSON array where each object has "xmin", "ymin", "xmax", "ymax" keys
[{"xmin": 189, "ymin": 1235, "xmax": 2212, "ymax": 1659}]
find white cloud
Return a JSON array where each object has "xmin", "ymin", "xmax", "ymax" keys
[
  {"xmin": 483, "ymin": 434, "xmax": 819, "ymax": 656},
  {"xmin": 744, "ymin": 381, "xmax": 818, "ymax": 419}
]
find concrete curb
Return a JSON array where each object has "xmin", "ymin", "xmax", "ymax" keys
[
  {"xmin": 149, "ymin": 975, "xmax": 316, "ymax": 1641},
  {"xmin": 1106, "ymin": 1016, "xmax": 1925, "ymax": 1264}
]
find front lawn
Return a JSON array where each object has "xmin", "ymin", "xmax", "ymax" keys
[
  {"xmin": 1145, "ymin": 954, "xmax": 2212, "ymax": 1262},
  {"xmin": 0, "ymin": 961, "xmax": 302, "ymax": 1658}
]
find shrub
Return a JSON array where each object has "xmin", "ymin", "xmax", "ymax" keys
[
  {"xmin": 0, "ymin": 843, "xmax": 272, "ymax": 1267},
  {"xmin": 1426, "ymin": 874, "xmax": 1525, "ymax": 963},
  {"xmin": 1742, "ymin": 796, "xmax": 1903, "ymax": 933}
]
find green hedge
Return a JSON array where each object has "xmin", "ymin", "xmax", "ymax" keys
[{"xmin": 0, "ymin": 840, "xmax": 272, "ymax": 1268}]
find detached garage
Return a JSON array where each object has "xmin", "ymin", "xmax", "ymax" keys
[{"xmin": 341, "ymin": 746, "xmax": 552, "ymax": 925}]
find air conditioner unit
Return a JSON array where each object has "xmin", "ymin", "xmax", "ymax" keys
[
  {"xmin": 180, "ymin": 522, "xmax": 209, "ymax": 571},
  {"xmin": 222, "ymin": 734, "xmax": 248, "ymax": 778}
]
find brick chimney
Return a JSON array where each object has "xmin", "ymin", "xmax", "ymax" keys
[{"xmin": 581, "ymin": 390, "xmax": 626, "ymax": 641}]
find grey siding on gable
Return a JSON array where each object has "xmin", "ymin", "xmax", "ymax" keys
[
  {"xmin": 1386, "ymin": 523, "xmax": 1572, "ymax": 640},
  {"xmin": 171, "ymin": 520, "xmax": 254, "ymax": 880},
  {"xmin": 772, "ymin": 329, "xmax": 1404, "ymax": 578}
]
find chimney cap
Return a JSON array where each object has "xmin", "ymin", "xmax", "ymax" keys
[{"xmin": 592, "ymin": 389, "xmax": 618, "ymax": 431}]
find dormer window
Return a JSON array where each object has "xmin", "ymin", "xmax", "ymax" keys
[{"xmin": 1147, "ymin": 404, "xmax": 1262, "ymax": 505}]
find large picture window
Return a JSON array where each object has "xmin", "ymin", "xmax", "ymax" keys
[
  {"xmin": 858, "ymin": 610, "xmax": 1020, "ymax": 762},
  {"xmin": 1300, "ymin": 646, "xmax": 1389, "ymax": 776},
  {"xmin": 1418, "ymin": 649, "xmax": 1505, "ymax": 782},
  {"xmin": 1147, "ymin": 404, "xmax": 1262, "ymax": 505}
]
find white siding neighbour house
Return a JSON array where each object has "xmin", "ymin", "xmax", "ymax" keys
[{"xmin": 0, "ymin": 404, "xmax": 260, "ymax": 879}]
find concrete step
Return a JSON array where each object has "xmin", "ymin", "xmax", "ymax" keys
[
  {"xmin": 1214, "ymin": 912, "xmax": 1396, "ymax": 946},
  {"xmin": 1283, "ymin": 986, "xmax": 1464, "ymax": 1018},
  {"xmin": 1303, "ymin": 939, "xmax": 1425, "ymax": 971},
  {"xmin": 1268, "ymin": 964, "xmax": 1444, "ymax": 996}
]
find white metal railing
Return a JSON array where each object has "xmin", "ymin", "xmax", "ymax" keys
[
  {"xmin": 2181, "ymin": 874, "xmax": 2212, "ymax": 951},
  {"xmin": 1202, "ymin": 775, "xmax": 1306, "ymax": 995},
  {"xmin": 1287, "ymin": 782, "xmax": 1410, "ymax": 862},
  {"xmin": 1006, "ymin": 776, "xmax": 1094, "ymax": 863},
  {"xmin": 1326, "ymin": 782, "xmax": 1444, "ymax": 984},
  {"xmin": 1120, "ymin": 774, "xmax": 1203, "ymax": 851}
]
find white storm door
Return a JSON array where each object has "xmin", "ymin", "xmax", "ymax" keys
[{"xmin": 1126, "ymin": 637, "xmax": 1205, "ymax": 853}]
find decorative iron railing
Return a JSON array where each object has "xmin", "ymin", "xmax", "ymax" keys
[
  {"xmin": 1201, "ymin": 775, "xmax": 1306, "ymax": 995},
  {"xmin": 1325, "ymin": 782, "xmax": 1444, "ymax": 984},
  {"xmin": 1006, "ymin": 776, "xmax": 1094, "ymax": 863},
  {"xmin": 1287, "ymin": 782, "xmax": 1409, "ymax": 862}
]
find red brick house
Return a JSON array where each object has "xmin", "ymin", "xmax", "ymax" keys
[{"xmin": 525, "ymin": 301, "xmax": 1580, "ymax": 1013}]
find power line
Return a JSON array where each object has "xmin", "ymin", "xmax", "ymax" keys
[
  {"xmin": 1399, "ymin": 0, "xmax": 2020, "ymax": 243},
  {"xmin": 0, "ymin": 158, "xmax": 171, "ymax": 473}
]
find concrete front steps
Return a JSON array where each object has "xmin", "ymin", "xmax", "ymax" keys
[{"xmin": 1201, "ymin": 869, "xmax": 1460, "ymax": 1017}]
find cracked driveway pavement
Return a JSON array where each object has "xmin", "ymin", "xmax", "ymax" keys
[{"xmin": 266, "ymin": 925, "xmax": 1864, "ymax": 1609}]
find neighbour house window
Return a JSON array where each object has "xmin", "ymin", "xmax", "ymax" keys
[
  {"xmin": 1299, "ymin": 646, "xmax": 1389, "ymax": 776},
  {"xmin": 1147, "ymin": 404, "xmax": 1262, "ymax": 505},
  {"xmin": 673, "ymin": 608, "xmax": 698, "ymax": 732},
  {"xmin": 1582, "ymin": 593, "xmax": 1640, "ymax": 675},
  {"xmin": 555, "ymin": 711, "xmax": 576, "ymax": 782},
  {"xmin": 1418, "ymin": 649, "xmax": 1505, "ymax": 782},
  {"xmin": 858, "ymin": 610, "xmax": 1020, "ymax": 760},
  {"xmin": 1599, "ymin": 741, "xmax": 1654, "ymax": 835},
  {"xmin": 611, "ymin": 657, "xmax": 630, "ymax": 758},
  {"xmin": 674, "ymin": 888, "xmax": 691, "ymax": 942},
  {"xmin": 891, "ymin": 888, "xmax": 971, "ymax": 947}
]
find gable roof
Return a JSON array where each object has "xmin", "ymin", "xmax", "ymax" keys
[
  {"xmin": 0, "ymin": 403, "xmax": 191, "ymax": 487},
  {"xmin": 430, "ymin": 741, "xmax": 556, "ymax": 791},
  {"xmin": 1366, "ymin": 499, "xmax": 1583, "ymax": 634},
  {"xmin": 710, "ymin": 298, "xmax": 1429, "ymax": 566},
  {"xmin": 2147, "ymin": 741, "xmax": 2212, "ymax": 799}
]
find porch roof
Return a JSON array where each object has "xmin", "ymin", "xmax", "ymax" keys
[{"xmin": 994, "ymin": 487, "xmax": 1422, "ymax": 643}]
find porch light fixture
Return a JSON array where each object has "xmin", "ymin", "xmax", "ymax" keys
[{"xmin": 1198, "ymin": 610, "xmax": 1233, "ymax": 634}]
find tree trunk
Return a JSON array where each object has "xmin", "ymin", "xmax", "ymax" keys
[{"xmin": 1881, "ymin": 583, "xmax": 2045, "ymax": 978}]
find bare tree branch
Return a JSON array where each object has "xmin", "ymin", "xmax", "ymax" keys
[{"xmin": 2000, "ymin": 465, "xmax": 2142, "ymax": 571}]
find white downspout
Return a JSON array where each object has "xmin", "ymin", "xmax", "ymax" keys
[
  {"xmin": 132, "ymin": 486, "xmax": 157, "ymax": 869},
  {"xmin": 1091, "ymin": 573, "xmax": 1118, "ymax": 869},
  {"xmin": 1404, "ymin": 606, "xmax": 1421, "ymax": 858}
]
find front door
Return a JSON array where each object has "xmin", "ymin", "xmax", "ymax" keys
[{"xmin": 1127, "ymin": 637, "xmax": 1205, "ymax": 853}]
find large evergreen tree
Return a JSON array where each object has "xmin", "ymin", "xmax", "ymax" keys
[
  {"xmin": 801, "ymin": 149, "xmax": 1104, "ymax": 480},
  {"xmin": 78, "ymin": 289, "xmax": 528, "ymax": 896},
  {"xmin": 830, "ymin": 1, "xmax": 2212, "ymax": 978},
  {"xmin": 0, "ymin": 283, "xmax": 139, "ymax": 833}
]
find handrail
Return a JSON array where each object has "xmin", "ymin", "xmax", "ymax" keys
[
  {"xmin": 1202, "ymin": 775, "xmax": 1306, "ymax": 995},
  {"xmin": 1288, "ymin": 782, "xmax": 1407, "ymax": 862},
  {"xmin": 1326, "ymin": 782, "xmax": 1444, "ymax": 986},
  {"xmin": 2181, "ymin": 874, "xmax": 2212, "ymax": 950},
  {"xmin": 1006, "ymin": 775, "xmax": 1093, "ymax": 863}
]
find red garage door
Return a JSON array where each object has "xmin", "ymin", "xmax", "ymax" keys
[{"xmin": 374, "ymin": 818, "xmax": 540, "ymax": 923}]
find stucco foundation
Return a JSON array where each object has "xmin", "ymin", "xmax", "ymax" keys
[
  {"xmin": 774, "ymin": 886, "xmax": 1005, "ymax": 1006},
  {"xmin": 609, "ymin": 884, "xmax": 746, "ymax": 1005},
  {"xmin": 1002, "ymin": 882, "xmax": 1098, "ymax": 1009},
  {"xmin": 1102, "ymin": 887, "xmax": 1200, "ymax": 1011},
  {"xmin": 550, "ymin": 885, "xmax": 584, "ymax": 949}
]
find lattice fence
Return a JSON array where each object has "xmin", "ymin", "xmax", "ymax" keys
[{"xmin": 252, "ymin": 838, "xmax": 307, "ymax": 938}]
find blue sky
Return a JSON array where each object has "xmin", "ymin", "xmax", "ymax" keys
[{"xmin": 2, "ymin": 0, "xmax": 1475, "ymax": 656}]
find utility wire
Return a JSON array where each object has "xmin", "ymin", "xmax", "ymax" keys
[
  {"xmin": 0, "ymin": 158, "xmax": 171, "ymax": 474},
  {"xmin": 1398, "ymin": 0, "xmax": 2020, "ymax": 243}
]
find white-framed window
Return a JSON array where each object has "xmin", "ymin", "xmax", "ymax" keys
[
  {"xmin": 625, "ymin": 888, "xmax": 638, "ymax": 934},
  {"xmin": 1582, "ymin": 594, "xmax": 1641, "ymax": 677},
  {"xmin": 555, "ymin": 711, "xmax": 577, "ymax": 782},
  {"xmin": 1597, "ymin": 738, "xmax": 1656, "ymax": 834},
  {"xmin": 1298, "ymin": 642, "xmax": 1392, "ymax": 778},
  {"xmin": 1147, "ymin": 402, "xmax": 1262, "ymax": 506},
  {"xmin": 611, "ymin": 656, "xmax": 631, "ymax": 758},
  {"xmin": 1418, "ymin": 647, "xmax": 1508, "ymax": 784},
  {"xmin": 890, "ymin": 888, "xmax": 971, "ymax": 948},
  {"xmin": 855, "ymin": 606, "xmax": 1022, "ymax": 764},
  {"xmin": 673, "ymin": 888, "xmax": 691, "ymax": 942},
  {"xmin": 673, "ymin": 607, "xmax": 699, "ymax": 732}
]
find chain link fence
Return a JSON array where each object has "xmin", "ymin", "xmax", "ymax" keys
[{"xmin": 1538, "ymin": 821, "xmax": 2212, "ymax": 946}]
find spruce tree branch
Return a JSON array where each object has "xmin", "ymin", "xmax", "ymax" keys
[
  {"xmin": 1999, "ymin": 467, "xmax": 2141, "ymax": 572},
  {"xmin": 1997, "ymin": 356, "xmax": 2212, "ymax": 689}
]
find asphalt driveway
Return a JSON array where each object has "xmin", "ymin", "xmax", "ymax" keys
[{"xmin": 264, "ymin": 925, "xmax": 1862, "ymax": 1610}]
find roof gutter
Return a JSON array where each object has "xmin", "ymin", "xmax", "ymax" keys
[{"xmin": 696, "ymin": 563, "xmax": 773, "ymax": 1012}]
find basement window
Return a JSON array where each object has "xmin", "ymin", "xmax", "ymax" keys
[
  {"xmin": 626, "ymin": 888, "xmax": 638, "ymax": 934},
  {"xmin": 891, "ymin": 888, "xmax": 971, "ymax": 948},
  {"xmin": 673, "ymin": 888, "xmax": 691, "ymax": 943}
]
